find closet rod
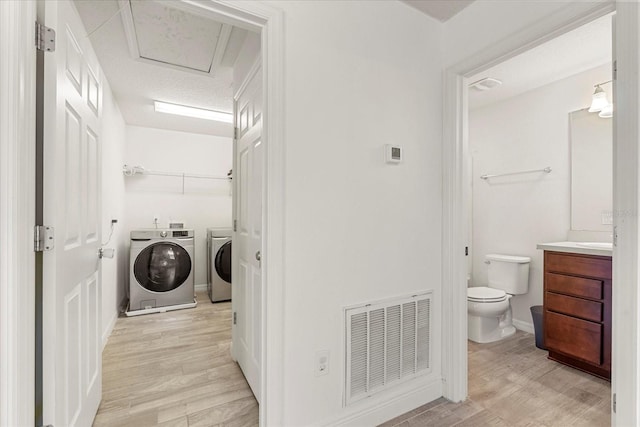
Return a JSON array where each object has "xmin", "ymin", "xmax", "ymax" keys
[{"xmin": 480, "ymin": 166, "xmax": 552, "ymax": 180}]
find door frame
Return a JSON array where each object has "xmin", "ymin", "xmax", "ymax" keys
[
  {"xmin": 1, "ymin": 0, "xmax": 284, "ymax": 425},
  {"xmin": 0, "ymin": 0, "xmax": 37, "ymax": 426},
  {"xmin": 442, "ymin": 1, "xmax": 640, "ymax": 424},
  {"xmin": 166, "ymin": 1, "xmax": 285, "ymax": 425}
]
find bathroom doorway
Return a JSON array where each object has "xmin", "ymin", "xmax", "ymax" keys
[
  {"xmin": 460, "ymin": 15, "xmax": 614, "ymax": 424},
  {"xmin": 441, "ymin": 1, "xmax": 640, "ymax": 424}
]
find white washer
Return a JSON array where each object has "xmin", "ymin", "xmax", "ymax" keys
[
  {"xmin": 129, "ymin": 229, "xmax": 195, "ymax": 312},
  {"xmin": 207, "ymin": 227, "xmax": 232, "ymax": 302}
]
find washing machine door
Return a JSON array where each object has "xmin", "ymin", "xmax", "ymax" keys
[
  {"xmin": 134, "ymin": 242, "xmax": 192, "ymax": 292},
  {"xmin": 215, "ymin": 241, "xmax": 232, "ymax": 284}
]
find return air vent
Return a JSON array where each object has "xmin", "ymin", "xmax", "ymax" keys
[{"xmin": 345, "ymin": 292, "xmax": 432, "ymax": 406}]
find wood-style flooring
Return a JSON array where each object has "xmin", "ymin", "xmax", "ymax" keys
[
  {"xmin": 93, "ymin": 291, "xmax": 258, "ymax": 427},
  {"xmin": 96, "ymin": 299, "xmax": 609, "ymax": 427},
  {"xmin": 381, "ymin": 331, "xmax": 611, "ymax": 427}
]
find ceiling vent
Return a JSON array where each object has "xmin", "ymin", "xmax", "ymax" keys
[{"xmin": 469, "ymin": 77, "xmax": 503, "ymax": 91}]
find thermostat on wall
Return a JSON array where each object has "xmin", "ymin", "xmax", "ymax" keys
[{"xmin": 385, "ymin": 144, "xmax": 403, "ymax": 164}]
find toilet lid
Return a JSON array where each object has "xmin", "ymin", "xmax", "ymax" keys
[{"xmin": 467, "ymin": 286, "xmax": 507, "ymax": 302}]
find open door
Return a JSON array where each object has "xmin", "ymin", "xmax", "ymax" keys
[
  {"xmin": 232, "ymin": 63, "xmax": 263, "ymax": 403},
  {"xmin": 41, "ymin": 0, "xmax": 103, "ymax": 425}
]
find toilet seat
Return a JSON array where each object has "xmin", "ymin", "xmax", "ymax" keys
[{"xmin": 467, "ymin": 286, "xmax": 507, "ymax": 302}]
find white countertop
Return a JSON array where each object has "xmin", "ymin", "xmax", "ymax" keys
[{"xmin": 536, "ymin": 241, "xmax": 613, "ymax": 257}]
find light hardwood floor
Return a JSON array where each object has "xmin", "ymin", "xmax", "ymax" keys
[
  {"xmin": 93, "ymin": 291, "xmax": 258, "ymax": 427},
  {"xmin": 381, "ymin": 331, "xmax": 611, "ymax": 426}
]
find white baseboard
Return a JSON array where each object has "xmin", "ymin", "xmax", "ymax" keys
[
  {"xmin": 195, "ymin": 283, "xmax": 208, "ymax": 292},
  {"xmin": 102, "ymin": 311, "xmax": 118, "ymax": 350},
  {"xmin": 322, "ymin": 376, "xmax": 443, "ymax": 427},
  {"xmin": 513, "ymin": 319, "xmax": 534, "ymax": 334}
]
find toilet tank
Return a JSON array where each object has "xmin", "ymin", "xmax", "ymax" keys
[{"xmin": 486, "ymin": 254, "xmax": 531, "ymax": 295}]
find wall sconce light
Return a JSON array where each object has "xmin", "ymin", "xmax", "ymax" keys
[{"xmin": 588, "ymin": 80, "xmax": 613, "ymax": 118}]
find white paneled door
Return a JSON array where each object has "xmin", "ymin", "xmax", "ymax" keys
[
  {"xmin": 233, "ymin": 64, "xmax": 263, "ymax": 403},
  {"xmin": 42, "ymin": 0, "xmax": 102, "ymax": 426}
]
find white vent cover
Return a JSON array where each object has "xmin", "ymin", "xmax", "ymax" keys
[
  {"xmin": 345, "ymin": 292, "xmax": 432, "ymax": 406},
  {"xmin": 469, "ymin": 77, "xmax": 502, "ymax": 91}
]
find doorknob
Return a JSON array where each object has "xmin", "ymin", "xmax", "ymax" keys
[{"xmin": 255, "ymin": 251, "xmax": 261, "ymax": 261}]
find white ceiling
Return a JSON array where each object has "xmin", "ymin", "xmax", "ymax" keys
[
  {"xmin": 73, "ymin": 0, "xmax": 250, "ymax": 136},
  {"xmin": 401, "ymin": 0, "xmax": 475, "ymax": 22},
  {"xmin": 469, "ymin": 14, "xmax": 612, "ymax": 110}
]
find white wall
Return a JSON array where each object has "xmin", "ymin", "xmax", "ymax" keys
[
  {"xmin": 443, "ymin": 1, "xmax": 603, "ymax": 68},
  {"xmin": 469, "ymin": 63, "xmax": 612, "ymax": 330},
  {"xmin": 233, "ymin": 30, "xmax": 261, "ymax": 94},
  {"xmin": 123, "ymin": 126, "xmax": 232, "ymax": 290},
  {"xmin": 269, "ymin": 1, "xmax": 444, "ymax": 424},
  {"xmin": 100, "ymin": 78, "xmax": 127, "ymax": 344}
]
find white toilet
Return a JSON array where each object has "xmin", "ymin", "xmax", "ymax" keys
[{"xmin": 467, "ymin": 254, "xmax": 531, "ymax": 343}]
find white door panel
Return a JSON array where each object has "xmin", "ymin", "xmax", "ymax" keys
[
  {"xmin": 43, "ymin": 0, "xmax": 103, "ymax": 425},
  {"xmin": 233, "ymin": 65, "xmax": 263, "ymax": 403}
]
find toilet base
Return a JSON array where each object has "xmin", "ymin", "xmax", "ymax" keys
[{"xmin": 468, "ymin": 313, "xmax": 516, "ymax": 344}]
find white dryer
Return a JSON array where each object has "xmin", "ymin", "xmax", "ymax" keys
[
  {"xmin": 129, "ymin": 229, "xmax": 195, "ymax": 312},
  {"xmin": 207, "ymin": 227, "xmax": 232, "ymax": 302}
]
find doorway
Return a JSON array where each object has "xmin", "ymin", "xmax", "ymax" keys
[
  {"xmin": 443, "ymin": 1, "xmax": 640, "ymax": 424},
  {"xmin": 463, "ymin": 14, "xmax": 613, "ymax": 424},
  {"xmin": 35, "ymin": 1, "xmax": 285, "ymax": 426}
]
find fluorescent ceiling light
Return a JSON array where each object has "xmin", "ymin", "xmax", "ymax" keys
[{"xmin": 154, "ymin": 101, "xmax": 233, "ymax": 123}]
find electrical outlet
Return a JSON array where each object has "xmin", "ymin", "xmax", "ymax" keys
[
  {"xmin": 601, "ymin": 211, "xmax": 613, "ymax": 225},
  {"xmin": 315, "ymin": 350, "xmax": 329, "ymax": 377}
]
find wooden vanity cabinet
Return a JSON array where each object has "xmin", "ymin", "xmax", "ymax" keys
[{"xmin": 543, "ymin": 251, "xmax": 612, "ymax": 380}]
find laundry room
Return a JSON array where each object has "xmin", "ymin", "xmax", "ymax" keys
[
  {"xmin": 75, "ymin": 0, "xmax": 260, "ymax": 314},
  {"xmin": 64, "ymin": 0, "xmax": 264, "ymax": 423},
  {"xmin": 123, "ymin": 126, "xmax": 232, "ymax": 308}
]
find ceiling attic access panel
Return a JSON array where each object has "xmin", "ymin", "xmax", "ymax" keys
[{"xmin": 119, "ymin": 0, "xmax": 246, "ymax": 75}]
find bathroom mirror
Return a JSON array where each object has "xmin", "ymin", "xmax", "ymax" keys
[{"xmin": 569, "ymin": 109, "xmax": 613, "ymax": 232}]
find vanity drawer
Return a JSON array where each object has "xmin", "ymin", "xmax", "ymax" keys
[
  {"xmin": 545, "ymin": 272, "xmax": 603, "ymax": 300},
  {"xmin": 545, "ymin": 291, "xmax": 603, "ymax": 322},
  {"xmin": 545, "ymin": 311, "xmax": 602, "ymax": 366},
  {"xmin": 545, "ymin": 252, "xmax": 612, "ymax": 279}
]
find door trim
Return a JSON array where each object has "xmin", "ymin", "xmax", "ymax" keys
[
  {"xmin": 176, "ymin": 1, "xmax": 285, "ymax": 425},
  {"xmin": 0, "ymin": 1, "xmax": 37, "ymax": 425},
  {"xmin": 441, "ymin": 0, "xmax": 640, "ymax": 424}
]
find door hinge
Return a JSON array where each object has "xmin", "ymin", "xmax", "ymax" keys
[
  {"xmin": 613, "ymin": 225, "xmax": 618, "ymax": 247},
  {"xmin": 465, "ymin": 246, "xmax": 469, "ymax": 256},
  {"xmin": 34, "ymin": 225, "xmax": 54, "ymax": 252},
  {"xmin": 613, "ymin": 393, "xmax": 616, "ymax": 413},
  {"xmin": 613, "ymin": 60, "xmax": 617, "ymax": 81},
  {"xmin": 234, "ymin": 128, "xmax": 238, "ymax": 139},
  {"xmin": 233, "ymin": 219, "xmax": 237, "ymax": 232},
  {"xmin": 35, "ymin": 23, "xmax": 56, "ymax": 52},
  {"xmin": 233, "ymin": 312, "xmax": 237, "ymax": 325}
]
